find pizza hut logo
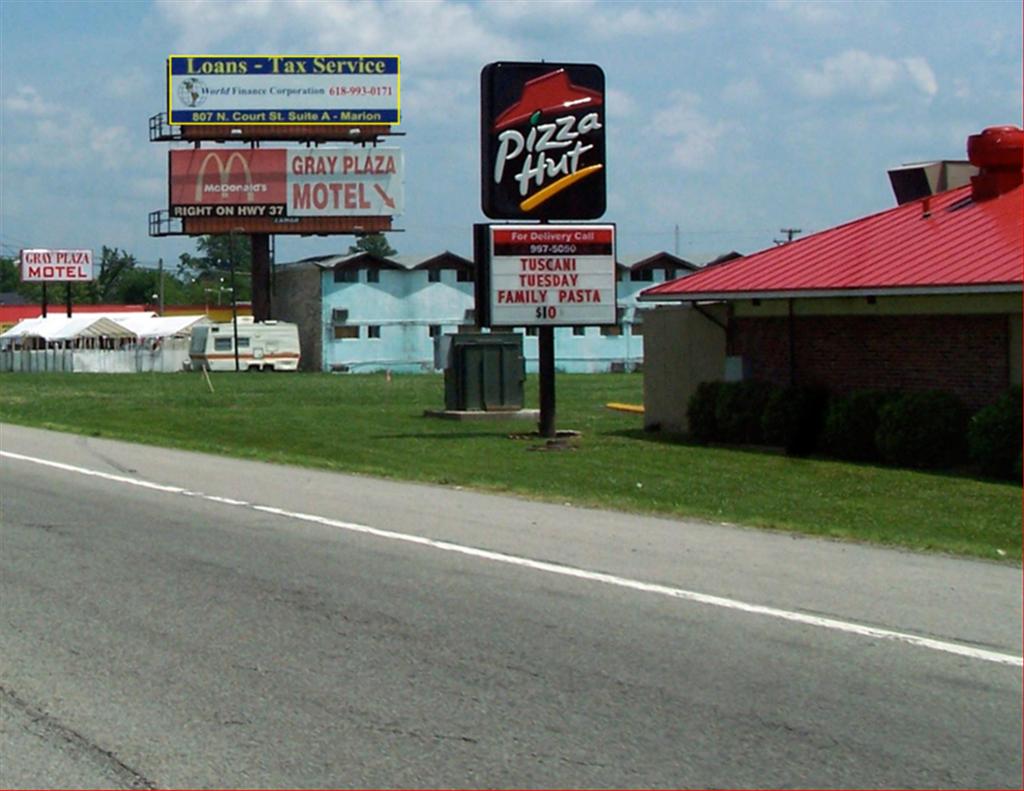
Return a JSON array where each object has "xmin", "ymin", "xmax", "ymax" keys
[{"xmin": 481, "ymin": 62, "xmax": 606, "ymax": 220}]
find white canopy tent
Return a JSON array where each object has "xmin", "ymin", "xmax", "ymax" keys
[
  {"xmin": 0, "ymin": 314, "xmax": 141, "ymax": 346},
  {"xmin": 115, "ymin": 314, "xmax": 208, "ymax": 340},
  {"xmin": 0, "ymin": 312, "xmax": 208, "ymax": 348}
]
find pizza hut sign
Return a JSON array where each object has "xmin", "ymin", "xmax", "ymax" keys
[{"xmin": 481, "ymin": 62, "xmax": 606, "ymax": 220}]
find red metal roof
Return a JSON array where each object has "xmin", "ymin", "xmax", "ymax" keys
[{"xmin": 641, "ymin": 184, "xmax": 1023, "ymax": 301}]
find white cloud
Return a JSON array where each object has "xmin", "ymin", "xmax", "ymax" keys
[
  {"xmin": 796, "ymin": 50, "xmax": 938, "ymax": 100},
  {"xmin": 479, "ymin": 0, "xmax": 711, "ymax": 37},
  {"xmin": 4, "ymin": 82, "xmax": 148, "ymax": 173},
  {"xmin": 651, "ymin": 92, "xmax": 732, "ymax": 170},
  {"xmin": 3, "ymin": 86, "xmax": 60, "ymax": 117},
  {"xmin": 605, "ymin": 88, "xmax": 637, "ymax": 120},
  {"xmin": 902, "ymin": 56, "xmax": 938, "ymax": 97},
  {"xmin": 769, "ymin": 0, "xmax": 846, "ymax": 26},
  {"xmin": 401, "ymin": 76, "xmax": 475, "ymax": 125},
  {"xmin": 722, "ymin": 78, "xmax": 765, "ymax": 105},
  {"xmin": 155, "ymin": 0, "xmax": 520, "ymax": 71}
]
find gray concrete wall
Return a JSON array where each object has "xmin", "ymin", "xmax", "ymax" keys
[
  {"xmin": 274, "ymin": 266, "xmax": 322, "ymax": 372},
  {"xmin": 642, "ymin": 304, "xmax": 727, "ymax": 434}
]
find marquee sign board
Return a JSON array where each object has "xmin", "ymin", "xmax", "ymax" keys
[
  {"xmin": 168, "ymin": 55, "xmax": 400, "ymax": 125},
  {"xmin": 479, "ymin": 224, "xmax": 616, "ymax": 327},
  {"xmin": 168, "ymin": 147, "xmax": 404, "ymax": 218},
  {"xmin": 20, "ymin": 249, "xmax": 94, "ymax": 282},
  {"xmin": 480, "ymin": 62, "xmax": 605, "ymax": 220}
]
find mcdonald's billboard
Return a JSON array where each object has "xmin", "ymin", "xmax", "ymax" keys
[{"xmin": 168, "ymin": 147, "xmax": 404, "ymax": 218}]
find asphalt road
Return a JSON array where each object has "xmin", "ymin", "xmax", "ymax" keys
[{"xmin": 1, "ymin": 423, "xmax": 1021, "ymax": 788}]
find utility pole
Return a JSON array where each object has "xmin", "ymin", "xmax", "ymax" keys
[
  {"xmin": 774, "ymin": 228, "xmax": 802, "ymax": 245},
  {"xmin": 229, "ymin": 231, "xmax": 240, "ymax": 372}
]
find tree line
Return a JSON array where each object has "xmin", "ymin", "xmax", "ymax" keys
[{"xmin": 0, "ymin": 233, "xmax": 395, "ymax": 308}]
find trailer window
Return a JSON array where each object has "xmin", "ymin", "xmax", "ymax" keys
[
  {"xmin": 237, "ymin": 337, "xmax": 250, "ymax": 348},
  {"xmin": 214, "ymin": 337, "xmax": 232, "ymax": 351}
]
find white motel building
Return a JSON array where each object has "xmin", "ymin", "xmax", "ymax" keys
[{"xmin": 273, "ymin": 250, "xmax": 733, "ymax": 374}]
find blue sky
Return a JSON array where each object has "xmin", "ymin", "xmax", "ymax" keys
[{"xmin": 1, "ymin": 0, "xmax": 1020, "ymax": 268}]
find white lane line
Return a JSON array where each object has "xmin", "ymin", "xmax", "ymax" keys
[{"xmin": 4, "ymin": 449, "xmax": 1021, "ymax": 668}]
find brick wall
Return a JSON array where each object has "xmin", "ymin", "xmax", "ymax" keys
[{"xmin": 729, "ymin": 313, "xmax": 1011, "ymax": 410}]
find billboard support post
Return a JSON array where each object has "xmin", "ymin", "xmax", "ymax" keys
[
  {"xmin": 41, "ymin": 283, "xmax": 47, "ymax": 318},
  {"xmin": 252, "ymin": 234, "xmax": 272, "ymax": 322},
  {"xmin": 65, "ymin": 283, "xmax": 72, "ymax": 318}
]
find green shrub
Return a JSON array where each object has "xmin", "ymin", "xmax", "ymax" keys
[
  {"xmin": 968, "ymin": 387, "xmax": 1023, "ymax": 481},
  {"xmin": 821, "ymin": 390, "xmax": 898, "ymax": 462},
  {"xmin": 714, "ymin": 380, "xmax": 778, "ymax": 444},
  {"xmin": 876, "ymin": 390, "xmax": 969, "ymax": 470},
  {"xmin": 762, "ymin": 385, "xmax": 830, "ymax": 457},
  {"xmin": 687, "ymin": 381, "xmax": 723, "ymax": 443}
]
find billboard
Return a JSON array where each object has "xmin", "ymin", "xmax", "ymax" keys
[
  {"xmin": 481, "ymin": 62, "xmax": 605, "ymax": 220},
  {"xmin": 483, "ymin": 225, "xmax": 616, "ymax": 327},
  {"xmin": 168, "ymin": 55, "xmax": 400, "ymax": 125},
  {"xmin": 20, "ymin": 249, "xmax": 94, "ymax": 282},
  {"xmin": 169, "ymin": 147, "xmax": 404, "ymax": 218}
]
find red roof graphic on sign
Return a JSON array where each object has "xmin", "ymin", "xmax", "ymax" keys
[{"xmin": 493, "ymin": 69, "xmax": 603, "ymax": 131}]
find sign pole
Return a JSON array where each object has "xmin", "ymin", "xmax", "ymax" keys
[
  {"xmin": 538, "ymin": 326, "xmax": 556, "ymax": 438},
  {"xmin": 65, "ymin": 282, "xmax": 73, "ymax": 317},
  {"xmin": 41, "ymin": 283, "xmax": 47, "ymax": 318}
]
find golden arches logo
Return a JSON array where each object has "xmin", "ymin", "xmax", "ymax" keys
[{"xmin": 194, "ymin": 152, "xmax": 256, "ymax": 203}]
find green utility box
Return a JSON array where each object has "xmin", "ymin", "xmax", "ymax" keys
[{"xmin": 443, "ymin": 333, "xmax": 525, "ymax": 411}]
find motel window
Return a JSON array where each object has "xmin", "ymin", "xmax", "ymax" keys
[
  {"xmin": 428, "ymin": 268, "xmax": 442, "ymax": 283},
  {"xmin": 573, "ymin": 326, "xmax": 586, "ymax": 336},
  {"xmin": 367, "ymin": 325, "xmax": 381, "ymax": 339},
  {"xmin": 214, "ymin": 337, "xmax": 233, "ymax": 351},
  {"xmin": 457, "ymin": 269, "xmax": 475, "ymax": 282},
  {"xmin": 366, "ymin": 269, "xmax": 380, "ymax": 283},
  {"xmin": 601, "ymin": 308, "xmax": 626, "ymax": 337},
  {"xmin": 525, "ymin": 326, "xmax": 538, "ymax": 337},
  {"xmin": 630, "ymin": 268, "xmax": 654, "ymax": 282},
  {"xmin": 429, "ymin": 325, "xmax": 442, "ymax": 338},
  {"xmin": 334, "ymin": 268, "xmax": 358, "ymax": 283},
  {"xmin": 333, "ymin": 325, "xmax": 359, "ymax": 340},
  {"xmin": 663, "ymin": 268, "xmax": 676, "ymax": 281}
]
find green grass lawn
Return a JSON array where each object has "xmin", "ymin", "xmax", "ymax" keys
[{"xmin": 1, "ymin": 371, "xmax": 1019, "ymax": 561}]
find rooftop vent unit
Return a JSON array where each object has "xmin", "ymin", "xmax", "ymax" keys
[{"xmin": 887, "ymin": 160, "xmax": 977, "ymax": 205}]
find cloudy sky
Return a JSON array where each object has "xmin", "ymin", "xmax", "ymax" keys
[{"xmin": 1, "ymin": 0, "xmax": 1020, "ymax": 268}]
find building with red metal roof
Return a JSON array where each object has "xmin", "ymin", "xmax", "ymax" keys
[{"xmin": 638, "ymin": 126, "xmax": 1022, "ymax": 433}]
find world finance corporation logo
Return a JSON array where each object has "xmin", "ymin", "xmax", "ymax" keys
[
  {"xmin": 177, "ymin": 77, "xmax": 208, "ymax": 108},
  {"xmin": 481, "ymin": 62, "xmax": 606, "ymax": 220}
]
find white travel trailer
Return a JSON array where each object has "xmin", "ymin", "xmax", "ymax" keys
[{"xmin": 187, "ymin": 318, "xmax": 301, "ymax": 372}]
